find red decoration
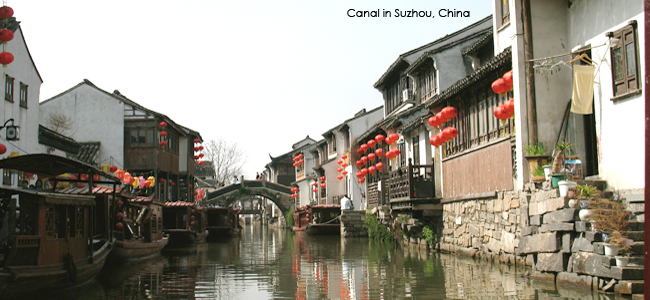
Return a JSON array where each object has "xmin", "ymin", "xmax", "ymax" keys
[
  {"xmin": 491, "ymin": 78, "xmax": 509, "ymax": 94},
  {"xmin": 376, "ymin": 162, "xmax": 384, "ymax": 171},
  {"xmin": 503, "ymin": 70, "xmax": 514, "ymax": 87},
  {"xmin": 505, "ymin": 98, "xmax": 515, "ymax": 115},
  {"xmin": 342, "ymin": 170, "xmax": 348, "ymax": 175},
  {"xmin": 93, "ymin": 174, "xmax": 101, "ymax": 182},
  {"xmin": 442, "ymin": 106, "xmax": 458, "ymax": 119},
  {"xmin": 341, "ymin": 154, "xmax": 348, "ymax": 159},
  {"xmin": 429, "ymin": 136, "xmax": 439, "ymax": 147},
  {"xmin": 320, "ymin": 176, "xmax": 326, "ymax": 181},
  {"xmin": 360, "ymin": 156, "xmax": 368, "ymax": 164},
  {"xmin": 159, "ymin": 140, "xmax": 168, "ymax": 147},
  {"xmin": 117, "ymin": 200, "xmax": 124, "ymax": 206},
  {"xmin": 311, "ymin": 181, "xmax": 318, "ymax": 186},
  {"xmin": 368, "ymin": 153, "xmax": 376, "ymax": 161},
  {"xmin": 375, "ymin": 148, "xmax": 384, "ymax": 157},
  {"xmin": 116, "ymin": 212, "xmax": 124, "ymax": 218},
  {"xmin": 337, "ymin": 159, "xmax": 343, "ymax": 165},
  {"xmin": 368, "ymin": 166, "xmax": 376, "ymax": 174},
  {"xmin": 337, "ymin": 175, "xmax": 343, "ymax": 180},
  {"xmin": 384, "ymin": 136, "xmax": 392, "ymax": 145},
  {"xmin": 199, "ymin": 153, "xmax": 204, "ymax": 158},
  {"xmin": 355, "ymin": 148, "xmax": 364, "ymax": 156},
  {"xmin": 0, "ymin": 6, "xmax": 13, "ymax": 19},
  {"xmin": 198, "ymin": 161, "xmax": 204, "ymax": 166},
  {"xmin": 0, "ymin": 29, "xmax": 13, "ymax": 43},
  {"xmin": 190, "ymin": 221, "xmax": 195, "ymax": 226},
  {"xmin": 116, "ymin": 222, "xmax": 124, "ymax": 229},
  {"xmin": 358, "ymin": 178, "xmax": 365, "ymax": 184},
  {"xmin": 159, "ymin": 131, "xmax": 167, "ymax": 137},
  {"xmin": 194, "ymin": 155, "xmax": 199, "ymax": 160},
  {"xmin": 194, "ymin": 138, "xmax": 200, "ymax": 143},
  {"xmin": 367, "ymin": 140, "xmax": 376, "ymax": 148},
  {"xmin": 199, "ymin": 146, "xmax": 204, "ymax": 150},
  {"xmin": 320, "ymin": 183, "xmax": 326, "ymax": 188},
  {"xmin": 360, "ymin": 144, "xmax": 368, "ymax": 152},
  {"xmin": 428, "ymin": 115, "xmax": 438, "ymax": 128},
  {"xmin": 337, "ymin": 167, "xmax": 343, "ymax": 172},
  {"xmin": 109, "ymin": 165, "xmax": 117, "ymax": 173},
  {"xmin": 159, "ymin": 121, "xmax": 167, "ymax": 127},
  {"xmin": 360, "ymin": 168, "xmax": 368, "ymax": 176},
  {"xmin": 375, "ymin": 134, "xmax": 385, "ymax": 144},
  {"xmin": 169, "ymin": 181, "xmax": 175, "ymax": 187},
  {"xmin": 0, "ymin": 51, "xmax": 13, "ymax": 66},
  {"xmin": 0, "ymin": 143, "xmax": 5, "ymax": 154},
  {"xmin": 159, "ymin": 178, "xmax": 165, "ymax": 183},
  {"xmin": 341, "ymin": 162, "xmax": 348, "ymax": 168},
  {"xmin": 355, "ymin": 160, "xmax": 363, "ymax": 167},
  {"xmin": 291, "ymin": 187, "xmax": 298, "ymax": 193}
]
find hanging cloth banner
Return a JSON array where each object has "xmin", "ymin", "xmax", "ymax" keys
[{"xmin": 570, "ymin": 65, "xmax": 596, "ymax": 114}]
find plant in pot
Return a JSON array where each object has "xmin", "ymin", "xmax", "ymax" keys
[
  {"xmin": 589, "ymin": 197, "xmax": 630, "ymax": 257},
  {"xmin": 523, "ymin": 142, "xmax": 548, "ymax": 182},
  {"xmin": 543, "ymin": 161, "xmax": 553, "ymax": 181},
  {"xmin": 552, "ymin": 142, "xmax": 575, "ymax": 189}
]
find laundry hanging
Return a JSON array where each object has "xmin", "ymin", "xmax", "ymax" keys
[{"xmin": 570, "ymin": 65, "xmax": 596, "ymax": 114}]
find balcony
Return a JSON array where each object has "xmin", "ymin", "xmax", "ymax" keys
[{"xmin": 388, "ymin": 159, "xmax": 437, "ymax": 210}]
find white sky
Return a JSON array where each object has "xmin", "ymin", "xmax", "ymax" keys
[{"xmin": 14, "ymin": 0, "xmax": 491, "ymax": 178}]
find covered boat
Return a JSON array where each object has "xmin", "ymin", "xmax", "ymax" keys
[
  {"xmin": 0, "ymin": 154, "xmax": 120, "ymax": 297},
  {"xmin": 205, "ymin": 206, "xmax": 240, "ymax": 240},
  {"xmin": 292, "ymin": 204, "xmax": 341, "ymax": 235},
  {"xmin": 162, "ymin": 201, "xmax": 208, "ymax": 246}
]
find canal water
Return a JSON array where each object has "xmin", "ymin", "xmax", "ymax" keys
[{"xmin": 31, "ymin": 224, "xmax": 624, "ymax": 300}]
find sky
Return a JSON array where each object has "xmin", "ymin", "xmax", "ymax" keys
[{"xmin": 14, "ymin": 0, "xmax": 492, "ymax": 178}]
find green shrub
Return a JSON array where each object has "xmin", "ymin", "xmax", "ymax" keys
[
  {"xmin": 532, "ymin": 165, "xmax": 545, "ymax": 177},
  {"xmin": 364, "ymin": 213, "xmax": 393, "ymax": 242},
  {"xmin": 422, "ymin": 225, "xmax": 437, "ymax": 245},
  {"xmin": 285, "ymin": 210, "xmax": 294, "ymax": 228},
  {"xmin": 524, "ymin": 142, "xmax": 546, "ymax": 156}
]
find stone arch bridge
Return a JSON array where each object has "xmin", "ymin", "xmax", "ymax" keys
[{"xmin": 206, "ymin": 180, "xmax": 294, "ymax": 216}]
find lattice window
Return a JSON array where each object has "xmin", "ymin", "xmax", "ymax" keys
[
  {"xmin": 75, "ymin": 207, "xmax": 84, "ymax": 236},
  {"xmin": 45, "ymin": 206, "xmax": 55, "ymax": 238}
]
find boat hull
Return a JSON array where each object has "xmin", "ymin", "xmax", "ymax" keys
[
  {"xmin": 305, "ymin": 223, "xmax": 340, "ymax": 235},
  {"xmin": 110, "ymin": 238, "xmax": 169, "ymax": 261},
  {"xmin": 164, "ymin": 229, "xmax": 209, "ymax": 246},
  {"xmin": 206, "ymin": 226, "xmax": 240, "ymax": 240},
  {"xmin": 0, "ymin": 239, "xmax": 113, "ymax": 298}
]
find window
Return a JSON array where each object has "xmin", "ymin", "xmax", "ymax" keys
[
  {"xmin": 499, "ymin": 0, "xmax": 509, "ymax": 26},
  {"xmin": 385, "ymin": 74, "xmax": 412, "ymax": 115},
  {"xmin": 418, "ymin": 64, "xmax": 437, "ymax": 102},
  {"xmin": 4, "ymin": 74, "xmax": 13, "ymax": 102},
  {"xmin": 412, "ymin": 136, "xmax": 420, "ymax": 164},
  {"xmin": 610, "ymin": 22, "xmax": 639, "ymax": 98},
  {"xmin": 329, "ymin": 134, "xmax": 337, "ymax": 154},
  {"xmin": 19, "ymin": 82, "xmax": 27, "ymax": 108},
  {"xmin": 125, "ymin": 128, "xmax": 155, "ymax": 148}
]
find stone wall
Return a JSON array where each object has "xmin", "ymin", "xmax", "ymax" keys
[{"xmin": 340, "ymin": 210, "xmax": 368, "ymax": 237}]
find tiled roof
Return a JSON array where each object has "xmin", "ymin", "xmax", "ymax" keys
[
  {"xmin": 56, "ymin": 185, "xmax": 124, "ymax": 195},
  {"xmin": 69, "ymin": 142, "xmax": 100, "ymax": 165},
  {"xmin": 462, "ymin": 31, "xmax": 494, "ymax": 56},
  {"xmin": 164, "ymin": 201, "xmax": 196, "ymax": 207}
]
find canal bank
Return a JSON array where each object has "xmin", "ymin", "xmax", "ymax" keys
[{"xmin": 375, "ymin": 180, "xmax": 644, "ymax": 298}]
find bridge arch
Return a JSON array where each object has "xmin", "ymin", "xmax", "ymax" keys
[{"xmin": 206, "ymin": 180, "xmax": 294, "ymax": 221}]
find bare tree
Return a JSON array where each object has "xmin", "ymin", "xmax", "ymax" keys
[
  {"xmin": 203, "ymin": 137, "xmax": 247, "ymax": 185},
  {"xmin": 46, "ymin": 113, "xmax": 73, "ymax": 134}
]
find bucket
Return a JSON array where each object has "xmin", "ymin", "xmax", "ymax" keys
[
  {"xmin": 558, "ymin": 180, "xmax": 577, "ymax": 197},
  {"xmin": 543, "ymin": 165, "xmax": 552, "ymax": 180},
  {"xmin": 550, "ymin": 174, "xmax": 566, "ymax": 188}
]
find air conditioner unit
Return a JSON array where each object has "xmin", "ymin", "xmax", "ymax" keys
[{"xmin": 6, "ymin": 125, "xmax": 19, "ymax": 140}]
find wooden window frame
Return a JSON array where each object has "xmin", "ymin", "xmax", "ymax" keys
[
  {"xmin": 328, "ymin": 134, "xmax": 337, "ymax": 154},
  {"xmin": 418, "ymin": 64, "xmax": 438, "ymax": 102},
  {"xmin": 412, "ymin": 136, "xmax": 420, "ymax": 164},
  {"xmin": 610, "ymin": 22, "xmax": 640, "ymax": 100},
  {"xmin": 19, "ymin": 82, "xmax": 27, "ymax": 108},
  {"xmin": 4, "ymin": 74, "xmax": 13, "ymax": 102}
]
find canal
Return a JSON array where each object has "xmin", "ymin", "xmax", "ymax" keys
[{"xmin": 30, "ymin": 224, "xmax": 624, "ymax": 299}]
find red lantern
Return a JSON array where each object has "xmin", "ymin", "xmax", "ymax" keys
[
  {"xmin": 342, "ymin": 170, "xmax": 348, "ymax": 175},
  {"xmin": 194, "ymin": 147, "xmax": 199, "ymax": 152},
  {"xmin": 159, "ymin": 178, "xmax": 165, "ymax": 183},
  {"xmin": 159, "ymin": 121, "xmax": 167, "ymax": 127},
  {"xmin": 448, "ymin": 127, "xmax": 459, "ymax": 139},
  {"xmin": 356, "ymin": 172, "xmax": 362, "ymax": 178},
  {"xmin": 109, "ymin": 165, "xmax": 117, "ymax": 173},
  {"xmin": 389, "ymin": 133, "xmax": 399, "ymax": 142},
  {"xmin": 443, "ymin": 106, "xmax": 457, "ymax": 119},
  {"xmin": 311, "ymin": 181, "xmax": 317, "ymax": 186},
  {"xmin": 298, "ymin": 159, "xmax": 303, "ymax": 165},
  {"xmin": 291, "ymin": 187, "xmax": 298, "ymax": 193},
  {"xmin": 312, "ymin": 188, "xmax": 318, "ymax": 192},
  {"xmin": 194, "ymin": 155, "xmax": 199, "ymax": 160},
  {"xmin": 341, "ymin": 162, "xmax": 348, "ymax": 168},
  {"xmin": 491, "ymin": 78, "xmax": 509, "ymax": 94},
  {"xmin": 0, "ymin": 6, "xmax": 14, "ymax": 19},
  {"xmin": 320, "ymin": 183, "xmax": 326, "ymax": 188},
  {"xmin": 160, "ymin": 131, "xmax": 167, "ymax": 137},
  {"xmin": 199, "ymin": 146, "xmax": 204, "ymax": 150},
  {"xmin": 429, "ymin": 136, "xmax": 438, "ymax": 146},
  {"xmin": 320, "ymin": 176, "xmax": 326, "ymax": 181},
  {"xmin": 341, "ymin": 154, "xmax": 348, "ymax": 159},
  {"xmin": 190, "ymin": 221, "xmax": 195, "ymax": 226},
  {"xmin": 337, "ymin": 167, "xmax": 343, "ymax": 172},
  {"xmin": 503, "ymin": 70, "xmax": 514, "ymax": 87},
  {"xmin": 0, "ymin": 51, "xmax": 13, "ymax": 66},
  {"xmin": 0, "ymin": 143, "xmax": 5, "ymax": 154},
  {"xmin": 358, "ymin": 178, "xmax": 365, "ymax": 184},
  {"xmin": 375, "ymin": 134, "xmax": 385, "ymax": 144},
  {"xmin": 116, "ymin": 212, "xmax": 124, "ymax": 218},
  {"xmin": 337, "ymin": 159, "xmax": 343, "ymax": 165},
  {"xmin": 360, "ymin": 156, "xmax": 368, "ymax": 164},
  {"xmin": 198, "ymin": 161, "xmax": 204, "ymax": 166},
  {"xmin": 159, "ymin": 140, "xmax": 168, "ymax": 147},
  {"xmin": 384, "ymin": 136, "xmax": 392, "ymax": 145},
  {"xmin": 375, "ymin": 148, "xmax": 384, "ymax": 157},
  {"xmin": 394, "ymin": 149, "xmax": 401, "ymax": 156},
  {"xmin": 116, "ymin": 222, "xmax": 124, "ymax": 229},
  {"xmin": 199, "ymin": 153, "xmax": 204, "ymax": 158},
  {"xmin": 428, "ymin": 115, "xmax": 438, "ymax": 127},
  {"xmin": 117, "ymin": 200, "xmax": 124, "ymax": 206},
  {"xmin": 368, "ymin": 166, "xmax": 376, "ymax": 174},
  {"xmin": 194, "ymin": 138, "xmax": 200, "ymax": 143},
  {"xmin": 356, "ymin": 148, "xmax": 364, "ymax": 156},
  {"xmin": 505, "ymin": 98, "xmax": 515, "ymax": 115},
  {"xmin": 81, "ymin": 174, "xmax": 89, "ymax": 181},
  {"xmin": 368, "ymin": 153, "xmax": 376, "ymax": 161},
  {"xmin": 93, "ymin": 174, "xmax": 101, "ymax": 182},
  {"xmin": 360, "ymin": 168, "xmax": 368, "ymax": 176},
  {"xmin": 376, "ymin": 162, "xmax": 384, "ymax": 171},
  {"xmin": 360, "ymin": 144, "xmax": 368, "ymax": 152},
  {"xmin": 0, "ymin": 29, "xmax": 13, "ymax": 43},
  {"xmin": 355, "ymin": 160, "xmax": 363, "ymax": 167},
  {"xmin": 337, "ymin": 175, "xmax": 343, "ymax": 180},
  {"xmin": 169, "ymin": 181, "xmax": 175, "ymax": 187},
  {"xmin": 367, "ymin": 140, "xmax": 376, "ymax": 148}
]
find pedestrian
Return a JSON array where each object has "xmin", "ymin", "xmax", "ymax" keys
[
  {"xmin": 340, "ymin": 195, "xmax": 353, "ymax": 210},
  {"xmin": 256, "ymin": 172, "xmax": 260, "ymax": 180},
  {"xmin": 21, "ymin": 180, "xmax": 29, "ymax": 189},
  {"xmin": 35, "ymin": 180, "xmax": 43, "ymax": 190}
]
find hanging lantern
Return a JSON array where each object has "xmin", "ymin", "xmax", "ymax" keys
[
  {"xmin": 117, "ymin": 200, "xmax": 124, "ymax": 206},
  {"xmin": 312, "ymin": 188, "xmax": 318, "ymax": 192},
  {"xmin": 169, "ymin": 181, "xmax": 175, "ymax": 187},
  {"xmin": 160, "ymin": 131, "xmax": 167, "ymax": 137},
  {"xmin": 360, "ymin": 156, "xmax": 368, "ymax": 164},
  {"xmin": 0, "ymin": 51, "xmax": 14, "ymax": 67},
  {"xmin": 320, "ymin": 183, "xmax": 326, "ymax": 188},
  {"xmin": 93, "ymin": 174, "xmax": 101, "ymax": 182},
  {"xmin": 368, "ymin": 166, "xmax": 376, "ymax": 174},
  {"xmin": 337, "ymin": 167, "xmax": 343, "ymax": 172},
  {"xmin": 0, "ymin": 143, "xmax": 5, "ymax": 154},
  {"xmin": 358, "ymin": 178, "xmax": 365, "ymax": 184},
  {"xmin": 193, "ymin": 155, "xmax": 199, "ymax": 160},
  {"xmin": 341, "ymin": 154, "xmax": 348, "ymax": 159},
  {"xmin": 355, "ymin": 160, "xmax": 363, "ymax": 167},
  {"xmin": 491, "ymin": 78, "xmax": 509, "ymax": 94},
  {"xmin": 360, "ymin": 144, "xmax": 368, "ymax": 152},
  {"xmin": 159, "ymin": 121, "xmax": 167, "ymax": 128},
  {"xmin": 503, "ymin": 70, "xmax": 514, "ymax": 87},
  {"xmin": 341, "ymin": 162, "xmax": 348, "ymax": 168},
  {"xmin": 367, "ymin": 140, "xmax": 376, "ymax": 148},
  {"xmin": 109, "ymin": 165, "xmax": 118, "ymax": 173},
  {"xmin": 337, "ymin": 159, "xmax": 343, "ymax": 165},
  {"xmin": 443, "ymin": 106, "xmax": 458, "ymax": 119},
  {"xmin": 389, "ymin": 133, "xmax": 399, "ymax": 143},
  {"xmin": 368, "ymin": 153, "xmax": 376, "ymax": 161},
  {"xmin": 384, "ymin": 136, "xmax": 392, "ymax": 145},
  {"xmin": 355, "ymin": 148, "xmax": 364, "ymax": 156},
  {"xmin": 505, "ymin": 98, "xmax": 515, "ymax": 115},
  {"xmin": 375, "ymin": 134, "xmax": 385, "ymax": 144},
  {"xmin": 342, "ymin": 170, "xmax": 348, "ymax": 175},
  {"xmin": 376, "ymin": 162, "xmax": 384, "ymax": 171},
  {"xmin": 199, "ymin": 153, "xmax": 204, "ymax": 158},
  {"xmin": 198, "ymin": 161, "xmax": 204, "ymax": 166},
  {"xmin": 375, "ymin": 148, "xmax": 384, "ymax": 158},
  {"xmin": 428, "ymin": 115, "xmax": 438, "ymax": 128},
  {"xmin": 311, "ymin": 181, "xmax": 318, "ymax": 186},
  {"xmin": 360, "ymin": 168, "xmax": 368, "ymax": 176},
  {"xmin": 356, "ymin": 172, "xmax": 362, "ymax": 178},
  {"xmin": 320, "ymin": 176, "xmax": 326, "ymax": 181},
  {"xmin": 190, "ymin": 221, "xmax": 195, "ymax": 226},
  {"xmin": 429, "ymin": 136, "xmax": 438, "ymax": 146},
  {"xmin": 194, "ymin": 147, "xmax": 199, "ymax": 152},
  {"xmin": 199, "ymin": 146, "xmax": 204, "ymax": 151},
  {"xmin": 194, "ymin": 138, "xmax": 200, "ymax": 143},
  {"xmin": 115, "ymin": 222, "xmax": 124, "ymax": 229},
  {"xmin": 0, "ymin": 29, "xmax": 13, "ymax": 44},
  {"xmin": 0, "ymin": 6, "xmax": 13, "ymax": 20},
  {"xmin": 116, "ymin": 212, "xmax": 124, "ymax": 218}
]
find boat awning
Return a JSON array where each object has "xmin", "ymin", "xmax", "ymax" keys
[
  {"xmin": 0, "ymin": 186, "xmax": 96, "ymax": 205},
  {"xmin": 0, "ymin": 153, "xmax": 120, "ymax": 183}
]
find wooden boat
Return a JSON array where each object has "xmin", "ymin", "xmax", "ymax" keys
[
  {"xmin": 0, "ymin": 154, "xmax": 120, "ymax": 297},
  {"xmin": 162, "ymin": 202, "xmax": 208, "ymax": 246},
  {"xmin": 292, "ymin": 204, "xmax": 341, "ymax": 235},
  {"xmin": 109, "ymin": 194, "xmax": 168, "ymax": 261},
  {"xmin": 205, "ymin": 206, "xmax": 241, "ymax": 240}
]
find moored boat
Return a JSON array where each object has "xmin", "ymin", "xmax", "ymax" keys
[
  {"xmin": 0, "ymin": 154, "xmax": 120, "ymax": 297},
  {"xmin": 205, "ymin": 206, "xmax": 241, "ymax": 240},
  {"xmin": 292, "ymin": 204, "xmax": 341, "ymax": 235},
  {"xmin": 162, "ymin": 201, "xmax": 208, "ymax": 246}
]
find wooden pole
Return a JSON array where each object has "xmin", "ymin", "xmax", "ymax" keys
[
  {"xmin": 522, "ymin": 0, "xmax": 538, "ymax": 145},
  {"xmin": 643, "ymin": 0, "xmax": 649, "ymax": 295}
]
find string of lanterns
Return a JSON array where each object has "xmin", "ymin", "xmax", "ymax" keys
[
  {"xmin": 355, "ymin": 133, "xmax": 399, "ymax": 184},
  {"xmin": 0, "ymin": 5, "xmax": 14, "ymax": 68},
  {"xmin": 492, "ymin": 70, "xmax": 515, "ymax": 136},
  {"xmin": 428, "ymin": 106, "xmax": 459, "ymax": 148},
  {"xmin": 292, "ymin": 153, "xmax": 304, "ymax": 167},
  {"xmin": 193, "ymin": 138, "xmax": 204, "ymax": 166},
  {"xmin": 290, "ymin": 187, "xmax": 299, "ymax": 198}
]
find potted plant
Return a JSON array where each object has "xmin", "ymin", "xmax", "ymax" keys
[
  {"xmin": 551, "ymin": 142, "xmax": 574, "ymax": 188},
  {"xmin": 542, "ymin": 161, "xmax": 553, "ymax": 181},
  {"xmin": 589, "ymin": 197, "xmax": 630, "ymax": 257},
  {"xmin": 524, "ymin": 142, "xmax": 548, "ymax": 182}
]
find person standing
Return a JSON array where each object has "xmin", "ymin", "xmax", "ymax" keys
[{"xmin": 340, "ymin": 195, "xmax": 353, "ymax": 210}]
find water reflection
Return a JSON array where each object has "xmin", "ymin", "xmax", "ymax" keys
[{"xmin": 26, "ymin": 224, "xmax": 623, "ymax": 299}]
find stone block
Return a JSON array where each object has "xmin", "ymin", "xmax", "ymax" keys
[
  {"xmin": 585, "ymin": 231, "xmax": 602, "ymax": 242},
  {"xmin": 494, "ymin": 199, "xmax": 503, "ymax": 212},
  {"xmin": 561, "ymin": 232, "xmax": 573, "ymax": 253},
  {"xmin": 468, "ymin": 224, "xmax": 479, "ymax": 237},
  {"xmin": 531, "ymin": 272, "xmax": 557, "ymax": 290},
  {"xmin": 543, "ymin": 209, "xmax": 578, "ymax": 224},
  {"xmin": 593, "ymin": 242, "xmax": 604, "ymax": 255},
  {"xmin": 511, "ymin": 199, "xmax": 520, "ymax": 208},
  {"xmin": 574, "ymin": 221, "xmax": 591, "ymax": 232},
  {"xmin": 487, "ymin": 237, "xmax": 502, "ymax": 253},
  {"xmin": 501, "ymin": 230, "xmax": 515, "ymax": 253},
  {"xmin": 571, "ymin": 237, "xmax": 594, "ymax": 253},
  {"xmin": 454, "ymin": 224, "xmax": 466, "ymax": 237},
  {"xmin": 517, "ymin": 232, "xmax": 560, "ymax": 255},
  {"xmin": 546, "ymin": 222, "xmax": 575, "ymax": 232},
  {"xmin": 536, "ymin": 253, "xmax": 570, "ymax": 272},
  {"xmin": 615, "ymin": 280, "xmax": 644, "ymax": 295},
  {"xmin": 531, "ymin": 189, "xmax": 560, "ymax": 202},
  {"xmin": 530, "ymin": 215, "xmax": 541, "ymax": 226},
  {"xmin": 570, "ymin": 251, "xmax": 645, "ymax": 280},
  {"xmin": 556, "ymin": 272, "xmax": 593, "ymax": 290}
]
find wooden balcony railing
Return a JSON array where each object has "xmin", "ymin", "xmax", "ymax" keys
[{"xmin": 388, "ymin": 159, "xmax": 435, "ymax": 207}]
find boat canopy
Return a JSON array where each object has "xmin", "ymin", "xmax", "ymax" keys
[{"xmin": 0, "ymin": 153, "xmax": 120, "ymax": 182}]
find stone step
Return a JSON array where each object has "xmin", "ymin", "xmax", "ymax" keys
[
  {"xmin": 601, "ymin": 255, "xmax": 645, "ymax": 268},
  {"xmin": 615, "ymin": 280, "xmax": 644, "ymax": 295},
  {"xmin": 593, "ymin": 242, "xmax": 644, "ymax": 256},
  {"xmin": 623, "ymin": 231, "xmax": 645, "ymax": 242},
  {"xmin": 625, "ymin": 193, "xmax": 645, "ymax": 203},
  {"xmin": 576, "ymin": 179, "xmax": 607, "ymax": 191},
  {"xmin": 627, "ymin": 202, "xmax": 644, "ymax": 214},
  {"xmin": 628, "ymin": 221, "xmax": 644, "ymax": 231}
]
